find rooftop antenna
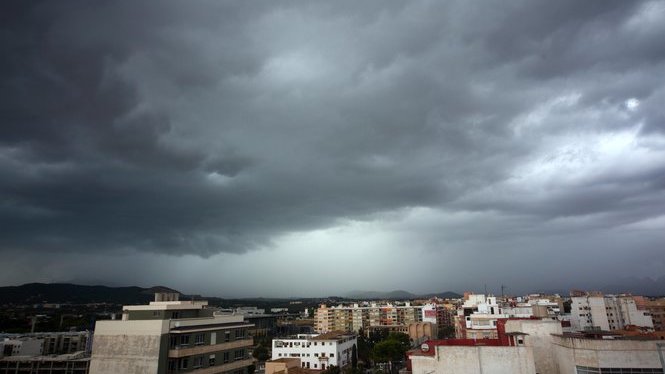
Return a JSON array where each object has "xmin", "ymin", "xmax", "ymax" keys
[{"xmin": 484, "ymin": 284, "xmax": 487, "ymax": 296}]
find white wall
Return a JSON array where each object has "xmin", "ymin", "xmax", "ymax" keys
[
  {"xmin": 411, "ymin": 345, "xmax": 535, "ymax": 374},
  {"xmin": 551, "ymin": 335, "xmax": 664, "ymax": 373},
  {"xmin": 272, "ymin": 336, "xmax": 356, "ymax": 370},
  {"xmin": 505, "ymin": 319, "xmax": 562, "ymax": 374}
]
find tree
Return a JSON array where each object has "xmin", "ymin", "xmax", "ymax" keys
[
  {"xmin": 371, "ymin": 333, "xmax": 411, "ymax": 364},
  {"xmin": 322, "ymin": 365, "xmax": 341, "ymax": 374},
  {"xmin": 252, "ymin": 345, "xmax": 269, "ymax": 362},
  {"xmin": 351, "ymin": 343, "xmax": 358, "ymax": 368},
  {"xmin": 356, "ymin": 329, "xmax": 372, "ymax": 367}
]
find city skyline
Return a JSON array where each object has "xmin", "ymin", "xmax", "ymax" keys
[{"xmin": 1, "ymin": 1, "xmax": 665, "ymax": 298}]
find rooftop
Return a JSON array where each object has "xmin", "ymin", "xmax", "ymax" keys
[{"xmin": 310, "ymin": 331, "xmax": 355, "ymax": 340}]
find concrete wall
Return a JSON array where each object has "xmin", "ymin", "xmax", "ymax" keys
[
  {"xmin": 551, "ymin": 335, "xmax": 664, "ymax": 373},
  {"xmin": 410, "ymin": 345, "xmax": 536, "ymax": 374},
  {"xmin": 505, "ymin": 319, "xmax": 562, "ymax": 374},
  {"xmin": 89, "ymin": 319, "xmax": 169, "ymax": 374}
]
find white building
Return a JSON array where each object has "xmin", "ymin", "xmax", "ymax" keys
[
  {"xmin": 551, "ymin": 333, "xmax": 664, "ymax": 373},
  {"xmin": 271, "ymin": 332, "xmax": 357, "ymax": 371},
  {"xmin": 409, "ymin": 342, "xmax": 536, "ymax": 374},
  {"xmin": 571, "ymin": 292, "xmax": 653, "ymax": 331}
]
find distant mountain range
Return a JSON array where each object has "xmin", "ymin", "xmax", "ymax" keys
[
  {"xmin": 345, "ymin": 290, "xmax": 462, "ymax": 300},
  {"xmin": 0, "ymin": 283, "xmax": 179, "ymax": 305}
]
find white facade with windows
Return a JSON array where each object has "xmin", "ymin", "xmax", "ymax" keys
[
  {"xmin": 571, "ymin": 293, "xmax": 653, "ymax": 332},
  {"xmin": 271, "ymin": 333, "xmax": 356, "ymax": 371}
]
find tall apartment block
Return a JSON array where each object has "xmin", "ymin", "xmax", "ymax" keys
[
  {"xmin": 90, "ymin": 293, "xmax": 254, "ymax": 374},
  {"xmin": 315, "ymin": 303, "xmax": 424, "ymax": 333},
  {"xmin": 570, "ymin": 291, "xmax": 653, "ymax": 331}
]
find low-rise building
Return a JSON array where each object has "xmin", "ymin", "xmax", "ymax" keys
[{"xmin": 271, "ymin": 332, "xmax": 356, "ymax": 371}]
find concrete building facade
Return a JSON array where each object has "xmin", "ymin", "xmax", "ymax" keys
[
  {"xmin": 90, "ymin": 293, "xmax": 254, "ymax": 374},
  {"xmin": 408, "ymin": 340, "xmax": 536, "ymax": 374},
  {"xmin": 551, "ymin": 334, "xmax": 664, "ymax": 373}
]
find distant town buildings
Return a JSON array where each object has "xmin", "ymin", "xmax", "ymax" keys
[
  {"xmin": 0, "ymin": 331, "xmax": 93, "ymax": 374},
  {"xmin": 89, "ymin": 292, "xmax": 254, "ymax": 374},
  {"xmin": 314, "ymin": 301, "xmax": 454, "ymax": 339}
]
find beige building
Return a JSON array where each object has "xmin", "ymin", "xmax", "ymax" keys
[
  {"xmin": 315, "ymin": 303, "xmax": 424, "ymax": 334},
  {"xmin": 504, "ymin": 319, "xmax": 563, "ymax": 374},
  {"xmin": 90, "ymin": 293, "xmax": 254, "ymax": 374},
  {"xmin": 406, "ymin": 323, "xmax": 437, "ymax": 343},
  {"xmin": 265, "ymin": 358, "xmax": 300, "ymax": 374},
  {"xmin": 635, "ymin": 296, "xmax": 665, "ymax": 331}
]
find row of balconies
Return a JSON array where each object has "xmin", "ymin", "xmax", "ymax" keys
[
  {"xmin": 168, "ymin": 338, "xmax": 253, "ymax": 358},
  {"xmin": 167, "ymin": 358, "xmax": 253, "ymax": 374}
]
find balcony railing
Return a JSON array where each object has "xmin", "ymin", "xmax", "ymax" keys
[
  {"xmin": 168, "ymin": 338, "xmax": 253, "ymax": 358},
  {"xmin": 167, "ymin": 358, "xmax": 253, "ymax": 374}
]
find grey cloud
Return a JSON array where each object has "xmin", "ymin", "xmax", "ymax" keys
[{"xmin": 1, "ymin": 0, "xmax": 665, "ymax": 293}]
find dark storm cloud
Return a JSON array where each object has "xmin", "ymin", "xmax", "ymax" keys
[{"xmin": 1, "ymin": 0, "xmax": 664, "ymax": 292}]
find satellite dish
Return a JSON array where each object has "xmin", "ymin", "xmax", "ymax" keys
[{"xmin": 421, "ymin": 343, "xmax": 430, "ymax": 352}]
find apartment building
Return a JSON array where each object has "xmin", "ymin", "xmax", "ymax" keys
[
  {"xmin": 90, "ymin": 293, "xmax": 254, "ymax": 374},
  {"xmin": 570, "ymin": 291, "xmax": 653, "ymax": 331},
  {"xmin": 455, "ymin": 295, "xmax": 511, "ymax": 339},
  {"xmin": 635, "ymin": 296, "xmax": 665, "ymax": 331},
  {"xmin": 271, "ymin": 332, "xmax": 356, "ymax": 371},
  {"xmin": 315, "ymin": 303, "xmax": 424, "ymax": 333}
]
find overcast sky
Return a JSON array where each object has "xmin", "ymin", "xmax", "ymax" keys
[{"xmin": 1, "ymin": 1, "xmax": 664, "ymax": 298}]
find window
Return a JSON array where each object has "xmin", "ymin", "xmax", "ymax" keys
[
  {"xmin": 168, "ymin": 360, "xmax": 177, "ymax": 370},
  {"xmin": 234, "ymin": 349, "xmax": 245, "ymax": 360},
  {"xmin": 330, "ymin": 353, "xmax": 334, "ymax": 357},
  {"xmin": 225, "ymin": 331, "xmax": 231, "ymax": 342},
  {"xmin": 179, "ymin": 358, "xmax": 189, "ymax": 369},
  {"xmin": 195, "ymin": 333, "xmax": 205, "ymax": 345},
  {"xmin": 235, "ymin": 329, "xmax": 244, "ymax": 339},
  {"xmin": 223, "ymin": 352, "xmax": 230, "ymax": 363},
  {"xmin": 193, "ymin": 356, "xmax": 203, "ymax": 368},
  {"xmin": 209, "ymin": 355, "xmax": 216, "ymax": 366},
  {"xmin": 179, "ymin": 335, "xmax": 190, "ymax": 346}
]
